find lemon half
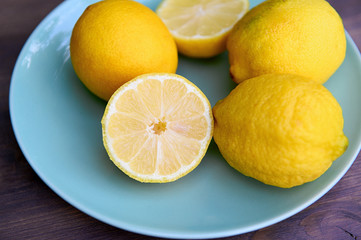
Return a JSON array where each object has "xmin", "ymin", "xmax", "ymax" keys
[
  {"xmin": 102, "ymin": 73, "xmax": 214, "ymax": 183},
  {"xmin": 156, "ymin": 0, "xmax": 249, "ymax": 58}
]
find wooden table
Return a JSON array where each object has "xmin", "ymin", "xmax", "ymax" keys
[{"xmin": 1, "ymin": 0, "xmax": 360, "ymax": 239}]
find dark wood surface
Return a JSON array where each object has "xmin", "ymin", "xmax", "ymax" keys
[{"xmin": 1, "ymin": 0, "xmax": 361, "ymax": 239}]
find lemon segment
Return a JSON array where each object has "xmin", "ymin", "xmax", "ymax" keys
[
  {"xmin": 156, "ymin": 0, "xmax": 249, "ymax": 58},
  {"xmin": 102, "ymin": 73, "xmax": 213, "ymax": 183}
]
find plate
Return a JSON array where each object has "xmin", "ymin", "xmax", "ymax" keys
[{"xmin": 9, "ymin": 0, "xmax": 361, "ymax": 239}]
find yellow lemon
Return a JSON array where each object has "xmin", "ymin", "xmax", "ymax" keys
[
  {"xmin": 156, "ymin": 0, "xmax": 249, "ymax": 58},
  {"xmin": 213, "ymin": 74, "xmax": 348, "ymax": 188},
  {"xmin": 102, "ymin": 73, "xmax": 214, "ymax": 183},
  {"xmin": 227, "ymin": 0, "xmax": 346, "ymax": 84},
  {"xmin": 70, "ymin": 0, "xmax": 178, "ymax": 101}
]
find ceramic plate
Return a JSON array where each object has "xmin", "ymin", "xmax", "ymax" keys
[{"xmin": 9, "ymin": 0, "xmax": 361, "ymax": 239}]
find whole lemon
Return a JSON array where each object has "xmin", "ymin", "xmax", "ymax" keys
[
  {"xmin": 213, "ymin": 74, "xmax": 348, "ymax": 188},
  {"xmin": 227, "ymin": 0, "xmax": 346, "ymax": 84},
  {"xmin": 70, "ymin": 0, "xmax": 178, "ymax": 100}
]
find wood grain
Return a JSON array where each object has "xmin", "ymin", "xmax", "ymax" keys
[{"xmin": 1, "ymin": 0, "xmax": 360, "ymax": 239}]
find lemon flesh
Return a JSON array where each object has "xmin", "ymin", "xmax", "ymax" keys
[
  {"xmin": 213, "ymin": 74, "xmax": 348, "ymax": 188},
  {"xmin": 227, "ymin": 0, "xmax": 346, "ymax": 84},
  {"xmin": 102, "ymin": 73, "xmax": 213, "ymax": 183},
  {"xmin": 156, "ymin": 0, "xmax": 249, "ymax": 58}
]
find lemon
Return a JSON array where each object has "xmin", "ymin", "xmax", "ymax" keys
[
  {"xmin": 213, "ymin": 74, "xmax": 348, "ymax": 188},
  {"xmin": 102, "ymin": 73, "xmax": 214, "ymax": 183},
  {"xmin": 156, "ymin": 0, "xmax": 249, "ymax": 58},
  {"xmin": 70, "ymin": 0, "xmax": 178, "ymax": 101},
  {"xmin": 227, "ymin": 0, "xmax": 346, "ymax": 84}
]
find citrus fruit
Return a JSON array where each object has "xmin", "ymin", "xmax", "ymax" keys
[
  {"xmin": 70, "ymin": 0, "xmax": 178, "ymax": 101},
  {"xmin": 102, "ymin": 73, "xmax": 214, "ymax": 183},
  {"xmin": 213, "ymin": 74, "xmax": 348, "ymax": 188},
  {"xmin": 156, "ymin": 0, "xmax": 249, "ymax": 58},
  {"xmin": 227, "ymin": 0, "xmax": 346, "ymax": 84}
]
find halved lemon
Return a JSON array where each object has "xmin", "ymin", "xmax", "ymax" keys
[
  {"xmin": 102, "ymin": 73, "xmax": 214, "ymax": 183},
  {"xmin": 156, "ymin": 0, "xmax": 249, "ymax": 58}
]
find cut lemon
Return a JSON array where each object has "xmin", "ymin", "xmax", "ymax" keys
[
  {"xmin": 156, "ymin": 0, "xmax": 249, "ymax": 58},
  {"xmin": 101, "ymin": 73, "xmax": 214, "ymax": 183}
]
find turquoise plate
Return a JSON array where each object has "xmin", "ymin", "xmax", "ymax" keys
[{"xmin": 9, "ymin": 0, "xmax": 361, "ymax": 239}]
